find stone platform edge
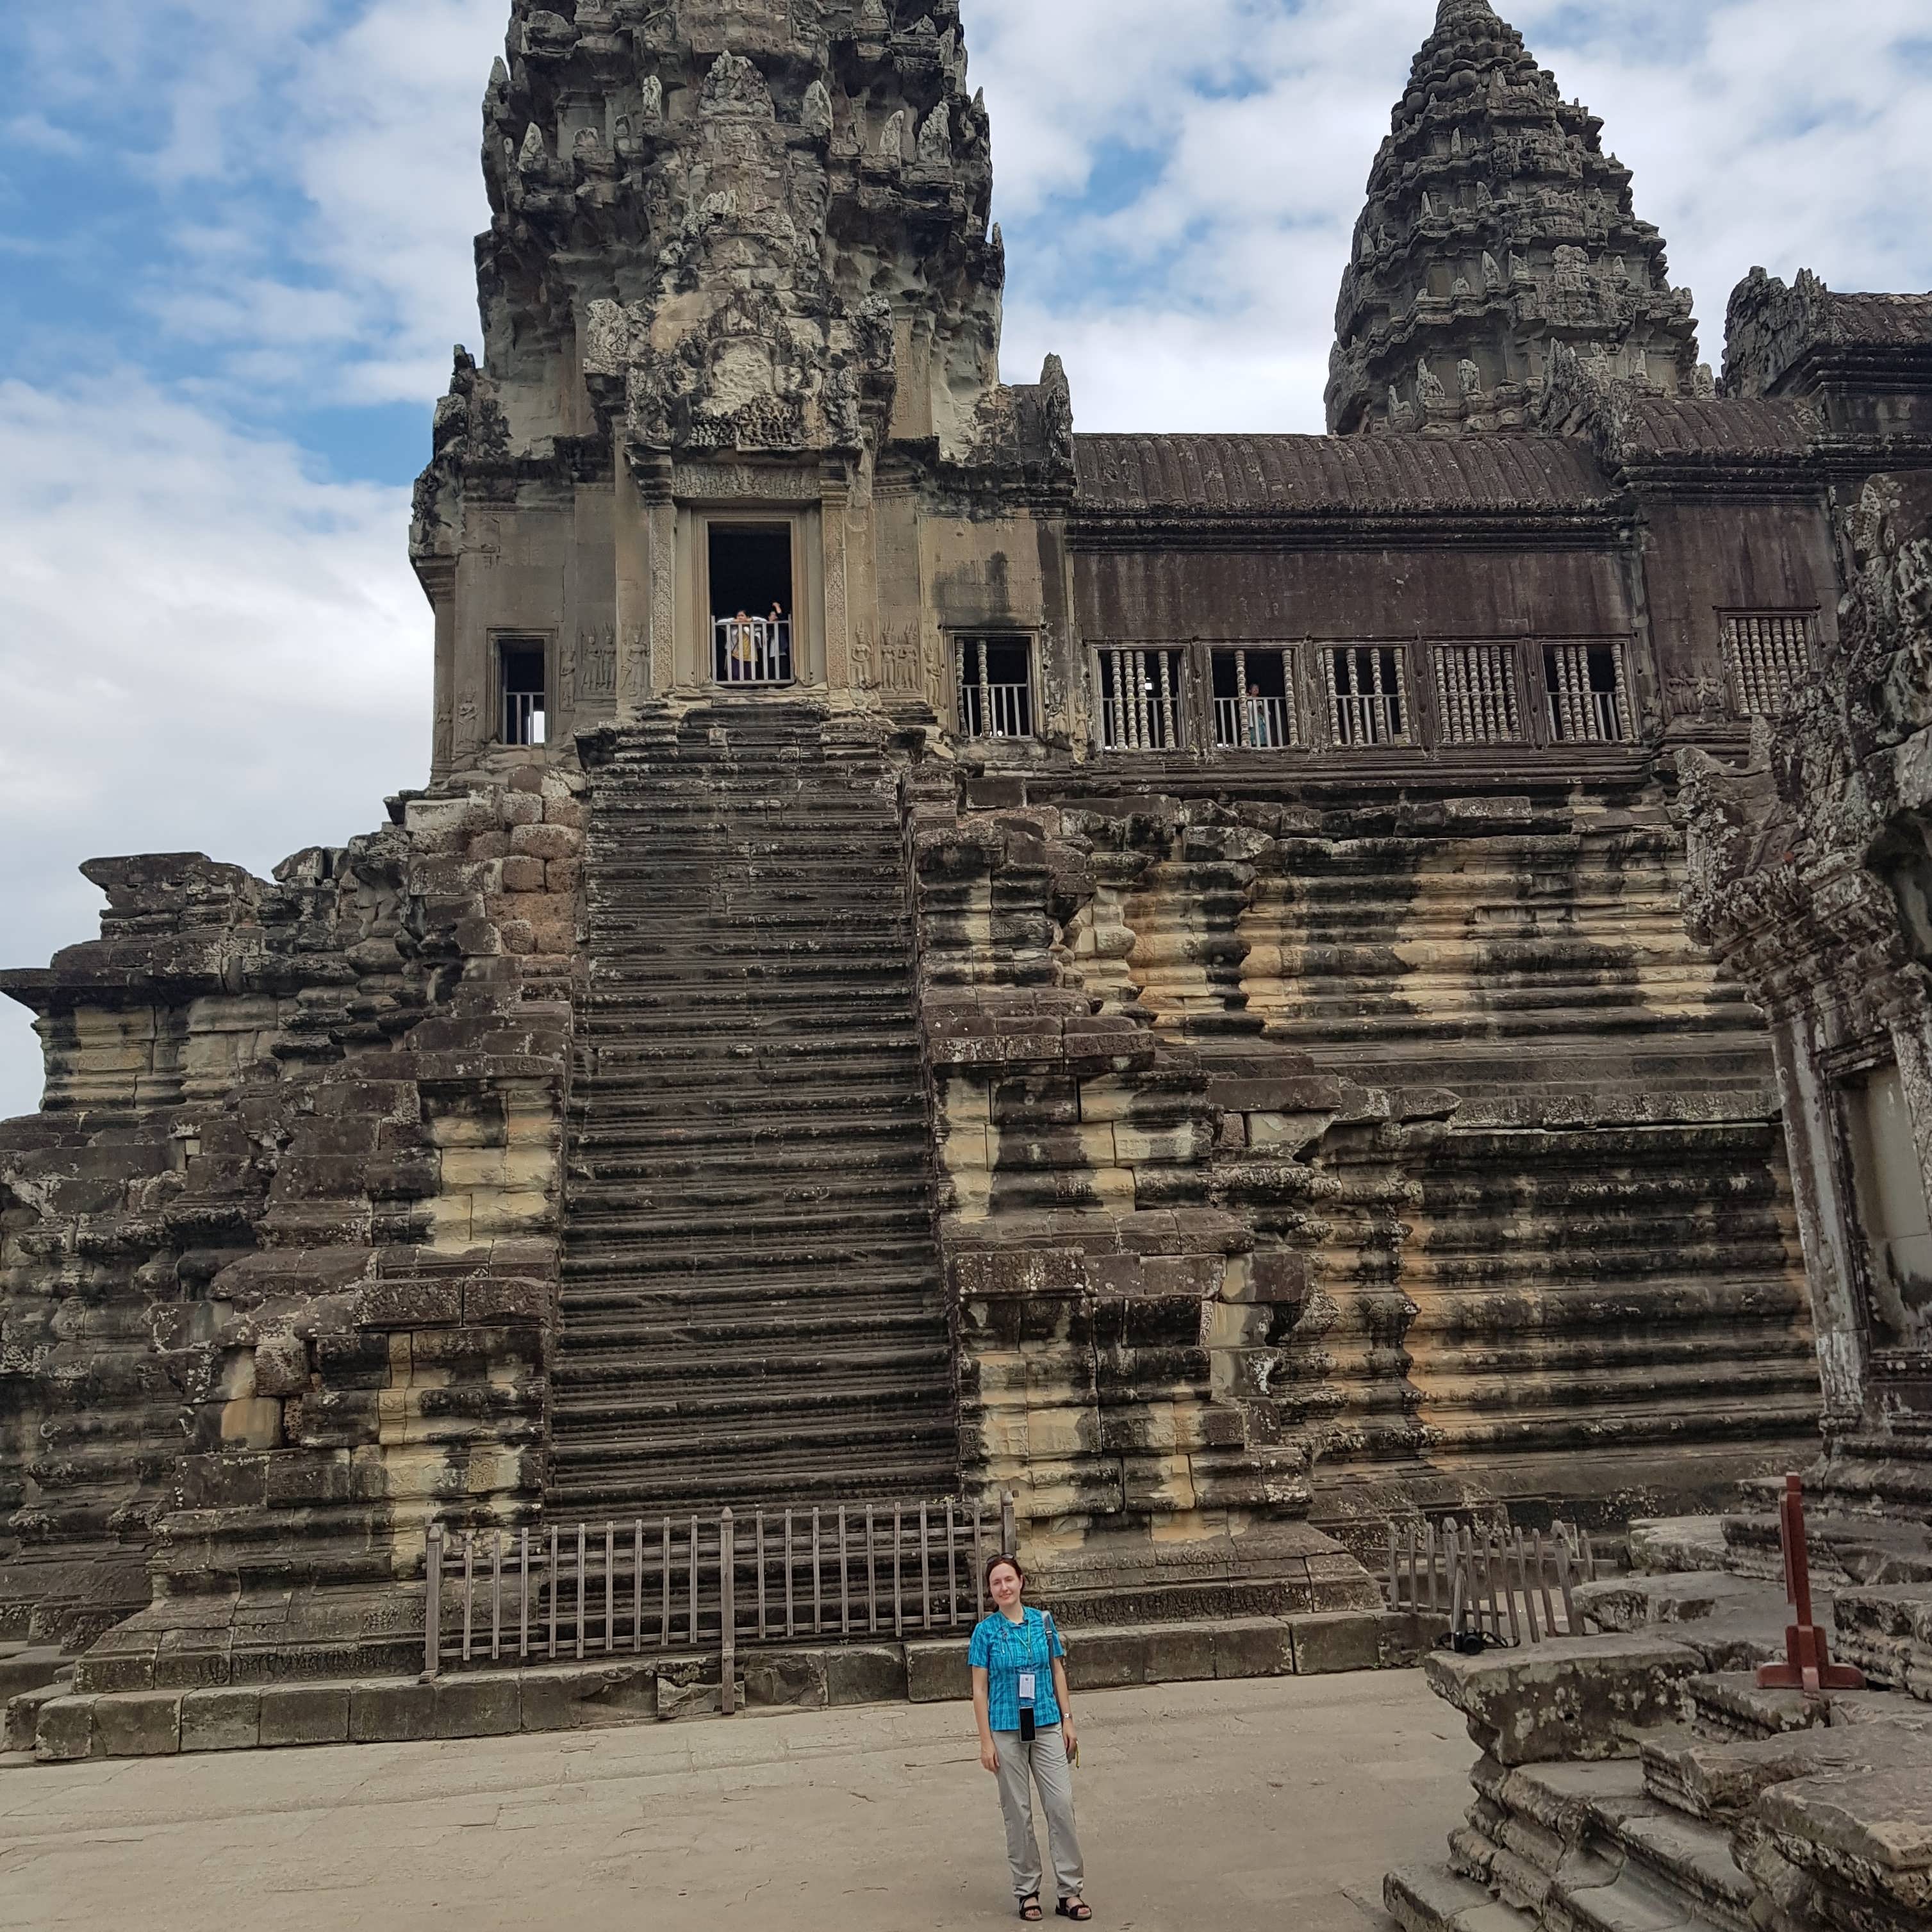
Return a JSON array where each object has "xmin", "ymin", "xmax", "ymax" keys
[{"xmin": 4, "ymin": 1609, "xmax": 1435, "ymax": 1765}]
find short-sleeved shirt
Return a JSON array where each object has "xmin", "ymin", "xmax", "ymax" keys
[{"xmin": 970, "ymin": 1607, "xmax": 1065, "ymax": 1732}]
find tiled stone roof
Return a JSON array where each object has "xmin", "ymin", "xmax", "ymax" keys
[{"xmin": 1073, "ymin": 433, "xmax": 1614, "ymax": 515}]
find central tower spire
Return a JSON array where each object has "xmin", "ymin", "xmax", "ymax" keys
[
  {"xmin": 447, "ymin": 0, "xmax": 1007, "ymax": 480},
  {"xmin": 1327, "ymin": 0, "xmax": 1703, "ymax": 436}
]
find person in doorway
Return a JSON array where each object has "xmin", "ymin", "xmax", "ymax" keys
[
  {"xmin": 729, "ymin": 608, "xmax": 758, "ymax": 677},
  {"xmin": 970, "ymin": 1555, "xmax": 1091, "ymax": 1922}
]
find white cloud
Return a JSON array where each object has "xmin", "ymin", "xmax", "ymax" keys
[
  {"xmin": 3, "ymin": 0, "xmax": 1931, "ymax": 1124},
  {"xmin": 0, "ymin": 375, "xmax": 427, "ymax": 1119},
  {"xmin": 982, "ymin": 0, "xmax": 1932, "ymax": 429}
]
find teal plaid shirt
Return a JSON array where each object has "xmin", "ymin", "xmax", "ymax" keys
[{"xmin": 970, "ymin": 1607, "xmax": 1064, "ymax": 1731}]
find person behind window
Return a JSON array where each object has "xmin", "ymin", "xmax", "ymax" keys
[
  {"xmin": 1246, "ymin": 683, "xmax": 1273, "ymax": 748},
  {"xmin": 729, "ymin": 609, "xmax": 757, "ymax": 678}
]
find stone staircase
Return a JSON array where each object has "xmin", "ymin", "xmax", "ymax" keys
[
  {"xmin": 1387, "ymin": 1571, "xmax": 1932, "ymax": 1932},
  {"xmin": 550, "ymin": 704, "xmax": 959, "ymax": 1519}
]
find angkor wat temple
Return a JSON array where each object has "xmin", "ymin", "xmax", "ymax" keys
[{"xmin": 3, "ymin": 0, "xmax": 1929, "ymax": 1706}]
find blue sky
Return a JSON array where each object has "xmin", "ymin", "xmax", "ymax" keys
[{"xmin": 3, "ymin": 0, "xmax": 1931, "ymax": 1118}]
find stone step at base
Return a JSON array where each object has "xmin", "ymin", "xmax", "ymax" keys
[
  {"xmin": 1455, "ymin": 1755, "xmax": 1750, "ymax": 1932},
  {"xmin": 19, "ymin": 1608, "xmax": 1439, "ymax": 1762},
  {"xmin": 1387, "ymin": 1863, "xmax": 1533, "ymax": 1932}
]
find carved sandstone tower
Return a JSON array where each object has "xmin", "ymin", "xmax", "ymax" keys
[
  {"xmin": 1327, "ymin": 0, "xmax": 1705, "ymax": 436},
  {"xmin": 411, "ymin": 0, "xmax": 1074, "ymax": 769}
]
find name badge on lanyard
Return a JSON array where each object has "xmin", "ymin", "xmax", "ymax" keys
[{"xmin": 1017, "ymin": 1671, "xmax": 1037, "ymax": 1708}]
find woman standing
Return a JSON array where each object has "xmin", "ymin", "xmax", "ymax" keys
[{"xmin": 970, "ymin": 1555, "xmax": 1093, "ymax": 1922}]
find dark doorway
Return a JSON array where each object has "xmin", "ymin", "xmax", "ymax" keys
[
  {"xmin": 710, "ymin": 524, "xmax": 795, "ymax": 685},
  {"xmin": 499, "ymin": 639, "xmax": 547, "ymax": 746}
]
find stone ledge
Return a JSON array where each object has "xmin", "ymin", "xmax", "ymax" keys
[
  {"xmin": 27, "ymin": 1612, "xmax": 1437, "ymax": 1759},
  {"xmin": 904, "ymin": 1610, "xmax": 1433, "ymax": 1705},
  {"xmin": 1423, "ymin": 1631, "xmax": 1708, "ymax": 1766},
  {"xmin": 1386, "ymin": 1860, "xmax": 1532, "ymax": 1932},
  {"xmin": 32, "ymin": 1660, "xmax": 663, "ymax": 1763}
]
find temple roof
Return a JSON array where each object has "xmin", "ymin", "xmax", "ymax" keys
[
  {"xmin": 1326, "ymin": 0, "xmax": 1703, "ymax": 438},
  {"xmin": 1073, "ymin": 433, "xmax": 1613, "ymax": 516},
  {"xmin": 1726, "ymin": 269, "xmax": 1932, "ymax": 398}
]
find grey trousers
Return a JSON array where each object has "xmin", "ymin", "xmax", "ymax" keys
[{"xmin": 992, "ymin": 1726, "xmax": 1086, "ymax": 1902}]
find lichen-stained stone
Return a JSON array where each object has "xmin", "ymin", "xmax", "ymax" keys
[
  {"xmin": 93, "ymin": 1688, "xmax": 181, "ymax": 1758},
  {"xmin": 432, "ymin": 1674, "xmax": 520, "ymax": 1740},
  {"xmin": 1424, "ymin": 1632, "xmax": 1705, "ymax": 1765},
  {"xmin": 253, "ymin": 1685, "xmax": 349, "ymax": 1749},
  {"xmin": 180, "ymin": 1686, "xmax": 260, "ymax": 1753},
  {"xmin": 33, "ymin": 1696, "xmax": 95, "ymax": 1763},
  {"xmin": 1758, "ymin": 1761, "xmax": 1932, "ymax": 1927}
]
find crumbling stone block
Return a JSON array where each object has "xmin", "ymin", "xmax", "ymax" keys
[
  {"xmin": 34, "ymin": 1696, "xmax": 95, "ymax": 1763},
  {"xmin": 433, "ymin": 1675, "xmax": 520, "ymax": 1738},
  {"xmin": 349, "ymin": 1679, "xmax": 435, "ymax": 1743},
  {"xmin": 181, "ymin": 1687, "xmax": 260, "ymax": 1753},
  {"xmin": 258, "ymin": 1684, "xmax": 350, "ymax": 1749},
  {"xmin": 1424, "ymin": 1633, "xmax": 1705, "ymax": 1765}
]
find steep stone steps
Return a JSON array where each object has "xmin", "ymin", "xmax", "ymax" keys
[
  {"xmin": 556, "ymin": 1312, "xmax": 948, "ymax": 1368},
  {"xmin": 551, "ymin": 706, "xmax": 958, "ymax": 1519},
  {"xmin": 564, "ymin": 1105, "xmax": 927, "ymax": 1143},
  {"xmin": 556, "ymin": 1276, "xmax": 945, "ymax": 1323}
]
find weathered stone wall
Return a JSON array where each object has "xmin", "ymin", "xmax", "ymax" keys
[
  {"xmin": 916, "ymin": 768, "xmax": 1817, "ymax": 1565},
  {"xmin": 0, "ymin": 765, "xmax": 586, "ymax": 1672},
  {"xmin": 1683, "ymin": 470, "xmax": 1932, "ymax": 1522}
]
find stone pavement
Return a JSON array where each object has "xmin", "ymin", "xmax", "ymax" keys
[{"xmin": 0, "ymin": 1671, "xmax": 1472, "ymax": 1931}]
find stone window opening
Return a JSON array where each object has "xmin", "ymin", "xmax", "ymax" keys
[
  {"xmin": 1544, "ymin": 643, "xmax": 1630, "ymax": 745},
  {"xmin": 1842, "ymin": 1062, "xmax": 1932, "ymax": 1352},
  {"xmin": 1723, "ymin": 612, "xmax": 1815, "ymax": 718},
  {"xmin": 498, "ymin": 640, "xmax": 548, "ymax": 747},
  {"xmin": 709, "ymin": 524, "xmax": 795, "ymax": 687},
  {"xmin": 1324, "ymin": 647, "xmax": 1410, "ymax": 748},
  {"xmin": 1212, "ymin": 648, "xmax": 1296, "ymax": 752},
  {"xmin": 955, "ymin": 636, "xmax": 1035, "ymax": 741},
  {"xmin": 1433, "ymin": 643, "xmax": 1524, "ymax": 745},
  {"xmin": 1098, "ymin": 647, "xmax": 1186, "ymax": 750}
]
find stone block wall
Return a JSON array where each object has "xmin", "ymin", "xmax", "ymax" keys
[
  {"xmin": 918, "ymin": 766, "xmax": 1819, "ymax": 1565},
  {"xmin": 0, "ymin": 764, "xmax": 586, "ymax": 1667}
]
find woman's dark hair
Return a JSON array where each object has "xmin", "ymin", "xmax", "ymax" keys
[{"xmin": 984, "ymin": 1552, "xmax": 1025, "ymax": 1597}]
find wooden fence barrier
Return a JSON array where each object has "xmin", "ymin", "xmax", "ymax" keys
[{"xmin": 1385, "ymin": 1518, "xmax": 1597, "ymax": 1645}]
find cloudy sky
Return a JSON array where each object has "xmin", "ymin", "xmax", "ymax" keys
[{"xmin": 2, "ymin": 0, "xmax": 1929, "ymax": 1118}]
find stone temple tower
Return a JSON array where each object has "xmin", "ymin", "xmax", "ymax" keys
[
  {"xmin": 1326, "ymin": 0, "xmax": 1705, "ymax": 436},
  {"xmin": 412, "ymin": 0, "xmax": 1073, "ymax": 775}
]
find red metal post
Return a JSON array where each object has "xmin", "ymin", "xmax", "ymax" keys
[{"xmin": 1756, "ymin": 1474, "xmax": 1865, "ymax": 1694}]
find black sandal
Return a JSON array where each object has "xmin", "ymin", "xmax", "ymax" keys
[
  {"xmin": 1057, "ymin": 1903, "xmax": 1093, "ymax": 1922},
  {"xmin": 1020, "ymin": 1898, "xmax": 1043, "ymax": 1922}
]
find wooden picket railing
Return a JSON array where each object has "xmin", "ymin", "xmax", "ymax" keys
[
  {"xmin": 424, "ymin": 1495, "xmax": 1013, "ymax": 1710},
  {"xmin": 1386, "ymin": 1518, "xmax": 1598, "ymax": 1646}
]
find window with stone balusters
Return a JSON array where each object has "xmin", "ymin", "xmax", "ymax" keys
[
  {"xmin": 1543, "ymin": 643, "xmax": 1631, "ymax": 745},
  {"xmin": 1722, "ymin": 613, "xmax": 1817, "ymax": 718},
  {"xmin": 1096, "ymin": 647, "xmax": 1187, "ymax": 751},
  {"xmin": 1323, "ymin": 646, "xmax": 1411, "ymax": 748},
  {"xmin": 1432, "ymin": 643, "xmax": 1525, "ymax": 745},
  {"xmin": 954, "ymin": 635, "xmax": 1036, "ymax": 741}
]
